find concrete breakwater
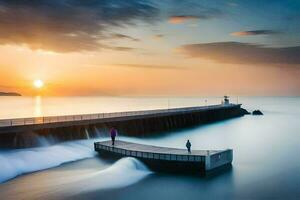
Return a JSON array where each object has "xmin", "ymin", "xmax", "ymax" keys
[
  {"xmin": 95, "ymin": 140, "xmax": 233, "ymax": 174},
  {"xmin": 0, "ymin": 104, "xmax": 247, "ymax": 148}
]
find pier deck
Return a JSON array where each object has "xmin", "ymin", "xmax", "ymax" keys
[
  {"xmin": 0, "ymin": 104, "xmax": 242, "ymax": 134},
  {"xmin": 94, "ymin": 140, "xmax": 233, "ymax": 173}
]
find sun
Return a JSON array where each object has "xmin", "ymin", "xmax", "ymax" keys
[{"xmin": 33, "ymin": 79, "xmax": 44, "ymax": 89}]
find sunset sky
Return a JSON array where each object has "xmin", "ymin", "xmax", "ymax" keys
[{"xmin": 0, "ymin": 0, "xmax": 299, "ymax": 96}]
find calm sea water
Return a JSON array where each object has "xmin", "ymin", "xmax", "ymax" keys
[{"xmin": 0, "ymin": 96, "xmax": 299, "ymax": 199}]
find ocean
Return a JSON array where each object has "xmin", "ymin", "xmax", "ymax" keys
[{"xmin": 0, "ymin": 96, "xmax": 299, "ymax": 199}]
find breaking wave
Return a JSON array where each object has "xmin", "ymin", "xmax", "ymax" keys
[
  {"xmin": 75, "ymin": 157, "xmax": 152, "ymax": 192},
  {"xmin": 0, "ymin": 139, "xmax": 98, "ymax": 183}
]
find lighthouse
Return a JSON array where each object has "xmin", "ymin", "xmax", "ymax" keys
[{"xmin": 223, "ymin": 96, "xmax": 230, "ymax": 105}]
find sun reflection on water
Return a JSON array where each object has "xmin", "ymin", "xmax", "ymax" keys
[{"xmin": 34, "ymin": 96, "xmax": 42, "ymax": 117}]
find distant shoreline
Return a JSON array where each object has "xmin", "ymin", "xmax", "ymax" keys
[{"xmin": 0, "ymin": 92, "xmax": 21, "ymax": 96}]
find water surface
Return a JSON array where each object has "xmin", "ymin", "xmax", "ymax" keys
[{"xmin": 0, "ymin": 96, "xmax": 299, "ymax": 199}]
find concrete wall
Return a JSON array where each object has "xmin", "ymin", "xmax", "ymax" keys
[
  {"xmin": 0, "ymin": 105, "xmax": 246, "ymax": 148},
  {"xmin": 205, "ymin": 149, "xmax": 233, "ymax": 170}
]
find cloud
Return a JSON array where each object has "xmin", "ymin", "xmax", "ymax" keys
[
  {"xmin": 168, "ymin": 12, "xmax": 221, "ymax": 24},
  {"xmin": 110, "ymin": 34, "xmax": 140, "ymax": 42},
  {"xmin": 168, "ymin": 15, "xmax": 199, "ymax": 24},
  {"xmin": 106, "ymin": 47, "xmax": 136, "ymax": 52},
  {"xmin": 112, "ymin": 64, "xmax": 187, "ymax": 70},
  {"xmin": 168, "ymin": 5, "xmax": 223, "ymax": 24},
  {"xmin": 177, "ymin": 42, "xmax": 300, "ymax": 65},
  {"xmin": 152, "ymin": 34, "xmax": 164, "ymax": 40},
  {"xmin": 231, "ymin": 30, "xmax": 280, "ymax": 36},
  {"xmin": 0, "ymin": 0, "xmax": 158, "ymax": 53}
]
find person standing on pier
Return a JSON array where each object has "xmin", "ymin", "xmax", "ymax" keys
[
  {"xmin": 110, "ymin": 128, "xmax": 117, "ymax": 146},
  {"xmin": 186, "ymin": 140, "xmax": 191, "ymax": 153}
]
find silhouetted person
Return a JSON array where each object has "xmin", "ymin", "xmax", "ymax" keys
[
  {"xmin": 186, "ymin": 140, "xmax": 191, "ymax": 153},
  {"xmin": 110, "ymin": 128, "xmax": 117, "ymax": 145}
]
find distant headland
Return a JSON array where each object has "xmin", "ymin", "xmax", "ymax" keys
[{"xmin": 0, "ymin": 92, "xmax": 21, "ymax": 96}]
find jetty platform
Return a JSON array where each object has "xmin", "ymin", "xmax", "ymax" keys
[
  {"xmin": 0, "ymin": 104, "xmax": 242, "ymax": 134},
  {"xmin": 94, "ymin": 140, "xmax": 233, "ymax": 173},
  {"xmin": 0, "ymin": 104, "xmax": 241, "ymax": 133},
  {"xmin": 0, "ymin": 103, "xmax": 246, "ymax": 148}
]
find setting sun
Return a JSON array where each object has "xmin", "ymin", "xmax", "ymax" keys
[{"xmin": 33, "ymin": 79, "xmax": 44, "ymax": 89}]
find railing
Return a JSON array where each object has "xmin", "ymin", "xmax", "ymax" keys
[
  {"xmin": 94, "ymin": 142, "xmax": 206, "ymax": 162},
  {"xmin": 0, "ymin": 104, "xmax": 237, "ymax": 128}
]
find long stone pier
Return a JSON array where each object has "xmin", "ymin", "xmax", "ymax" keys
[
  {"xmin": 0, "ymin": 104, "xmax": 246, "ymax": 148},
  {"xmin": 95, "ymin": 140, "xmax": 233, "ymax": 173}
]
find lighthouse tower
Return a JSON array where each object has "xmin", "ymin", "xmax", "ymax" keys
[{"xmin": 223, "ymin": 96, "xmax": 230, "ymax": 105}]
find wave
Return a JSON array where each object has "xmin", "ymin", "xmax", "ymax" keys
[
  {"xmin": 0, "ymin": 137, "xmax": 152, "ymax": 191},
  {"xmin": 74, "ymin": 157, "xmax": 152, "ymax": 192},
  {"xmin": 0, "ymin": 139, "xmax": 99, "ymax": 183}
]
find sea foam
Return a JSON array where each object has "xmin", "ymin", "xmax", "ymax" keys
[
  {"xmin": 0, "ymin": 138, "xmax": 151, "ymax": 191},
  {"xmin": 0, "ymin": 139, "xmax": 98, "ymax": 183},
  {"xmin": 73, "ymin": 157, "xmax": 152, "ymax": 192}
]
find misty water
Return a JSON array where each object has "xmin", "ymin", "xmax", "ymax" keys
[{"xmin": 0, "ymin": 96, "xmax": 299, "ymax": 199}]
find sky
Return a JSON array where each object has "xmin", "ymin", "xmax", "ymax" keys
[{"xmin": 0, "ymin": 0, "xmax": 299, "ymax": 96}]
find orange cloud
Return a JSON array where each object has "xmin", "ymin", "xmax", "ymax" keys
[
  {"xmin": 168, "ymin": 8, "xmax": 222, "ymax": 25},
  {"xmin": 111, "ymin": 63, "xmax": 186, "ymax": 70},
  {"xmin": 168, "ymin": 15, "xmax": 199, "ymax": 24}
]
